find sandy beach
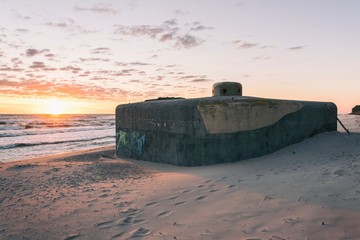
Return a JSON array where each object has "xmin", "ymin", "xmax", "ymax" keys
[{"xmin": 1, "ymin": 115, "xmax": 360, "ymax": 240}]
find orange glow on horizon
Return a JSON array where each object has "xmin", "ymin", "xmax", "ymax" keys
[{"xmin": 44, "ymin": 100, "xmax": 67, "ymax": 115}]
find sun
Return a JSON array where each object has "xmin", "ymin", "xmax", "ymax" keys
[{"xmin": 44, "ymin": 99, "xmax": 67, "ymax": 115}]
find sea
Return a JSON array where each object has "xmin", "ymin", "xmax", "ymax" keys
[{"xmin": 0, "ymin": 114, "xmax": 115, "ymax": 163}]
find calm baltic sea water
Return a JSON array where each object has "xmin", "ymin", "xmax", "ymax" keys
[{"xmin": 0, "ymin": 114, "xmax": 115, "ymax": 162}]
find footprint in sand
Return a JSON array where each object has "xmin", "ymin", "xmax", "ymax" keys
[
  {"xmin": 209, "ymin": 189, "xmax": 220, "ymax": 193},
  {"xmin": 145, "ymin": 201, "xmax": 160, "ymax": 207},
  {"xmin": 110, "ymin": 232, "xmax": 126, "ymax": 240},
  {"xmin": 64, "ymin": 235, "xmax": 81, "ymax": 240},
  {"xmin": 228, "ymin": 184, "xmax": 237, "ymax": 189},
  {"xmin": 157, "ymin": 210, "xmax": 174, "ymax": 218},
  {"xmin": 131, "ymin": 227, "xmax": 152, "ymax": 237},
  {"xmin": 181, "ymin": 189, "xmax": 193, "ymax": 194},
  {"xmin": 111, "ymin": 228, "xmax": 152, "ymax": 239},
  {"xmin": 121, "ymin": 208, "xmax": 141, "ymax": 216},
  {"xmin": 204, "ymin": 179, "xmax": 213, "ymax": 183},
  {"xmin": 215, "ymin": 176, "xmax": 228, "ymax": 182},
  {"xmin": 96, "ymin": 220, "xmax": 115, "ymax": 229},
  {"xmin": 174, "ymin": 201, "xmax": 189, "ymax": 206},
  {"xmin": 283, "ymin": 217, "xmax": 302, "ymax": 226},
  {"xmin": 168, "ymin": 195, "xmax": 179, "ymax": 201},
  {"xmin": 117, "ymin": 216, "xmax": 134, "ymax": 226},
  {"xmin": 197, "ymin": 184, "xmax": 205, "ymax": 188},
  {"xmin": 195, "ymin": 195, "xmax": 208, "ymax": 201},
  {"xmin": 99, "ymin": 193, "xmax": 111, "ymax": 198},
  {"xmin": 133, "ymin": 219, "xmax": 149, "ymax": 226}
]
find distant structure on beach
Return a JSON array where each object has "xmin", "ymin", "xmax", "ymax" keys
[
  {"xmin": 351, "ymin": 105, "xmax": 360, "ymax": 115},
  {"xmin": 115, "ymin": 82, "xmax": 337, "ymax": 166}
]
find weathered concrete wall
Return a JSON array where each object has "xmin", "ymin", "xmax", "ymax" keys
[{"xmin": 115, "ymin": 96, "xmax": 337, "ymax": 166}]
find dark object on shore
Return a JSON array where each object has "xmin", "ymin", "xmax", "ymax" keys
[
  {"xmin": 351, "ymin": 105, "xmax": 360, "ymax": 115},
  {"xmin": 145, "ymin": 97, "xmax": 184, "ymax": 102},
  {"xmin": 115, "ymin": 82, "xmax": 337, "ymax": 166},
  {"xmin": 325, "ymin": 104, "xmax": 350, "ymax": 135}
]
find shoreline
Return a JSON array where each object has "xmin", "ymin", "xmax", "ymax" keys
[{"xmin": 0, "ymin": 145, "xmax": 115, "ymax": 165}]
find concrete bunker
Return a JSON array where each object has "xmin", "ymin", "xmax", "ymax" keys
[
  {"xmin": 212, "ymin": 81, "xmax": 242, "ymax": 96},
  {"xmin": 116, "ymin": 82, "xmax": 337, "ymax": 166}
]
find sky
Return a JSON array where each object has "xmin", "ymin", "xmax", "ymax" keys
[{"xmin": 0, "ymin": 0, "xmax": 359, "ymax": 114}]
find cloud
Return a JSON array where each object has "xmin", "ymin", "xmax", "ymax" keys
[
  {"xmin": 14, "ymin": 28, "xmax": 29, "ymax": 33},
  {"xmin": 0, "ymin": 66, "xmax": 23, "ymax": 72},
  {"xmin": 75, "ymin": 3, "xmax": 118, "ymax": 14},
  {"xmin": 190, "ymin": 78, "xmax": 212, "ymax": 83},
  {"xmin": 159, "ymin": 33, "xmax": 175, "ymax": 42},
  {"xmin": 288, "ymin": 45, "xmax": 305, "ymax": 50},
  {"xmin": 114, "ymin": 24, "xmax": 166, "ymax": 38},
  {"xmin": 174, "ymin": 9, "xmax": 187, "ymax": 15},
  {"xmin": 44, "ymin": 18, "xmax": 97, "ymax": 35},
  {"xmin": 26, "ymin": 48, "xmax": 49, "ymax": 57},
  {"xmin": 231, "ymin": 40, "xmax": 275, "ymax": 49},
  {"xmin": 45, "ymin": 19, "xmax": 74, "ymax": 28},
  {"xmin": 163, "ymin": 19, "xmax": 177, "ymax": 26},
  {"xmin": 179, "ymin": 75, "xmax": 211, "ymax": 82},
  {"xmin": 91, "ymin": 47, "xmax": 110, "ymax": 54},
  {"xmin": 59, "ymin": 65, "xmax": 82, "ymax": 73},
  {"xmin": 79, "ymin": 57, "xmax": 110, "ymax": 62},
  {"xmin": 29, "ymin": 61, "xmax": 46, "ymax": 69},
  {"xmin": 28, "ymin": 61, "xmax": 57, "ymax": 71},
  {"xmin": 114, "ymin": 19, "xmax": 205, "ymax": 49},
  {"xmin": 175, "ymin": 34, "xmax": 203, "ymax": 48},
  {"xmin": 45, "ymin": 53, "xmax": 55, "ymax": 58},
  {"xmin": 13, "ymin": 11, "xmax": 31, "ymax": 20},
  {"xmin": 238, "ymin": 42, "xmax": 258, "ymax": 49},
  {"xmin": 0, "ymin": 79, "xmax": 133, "ymax": 101},
  {"xmin": 11, "ymin": 58, "xmax": 23, "ymax": 65},
  {"xmin": 190, "ymin": 22, "xmax": 214, "ymax": 31},
  {"xmin": 115, "ymin": 61, "xmax": 152, "ymax": 67},
  {"xmin": 253, "ymin": 55, "xmax": 271, "ymax": 60}
]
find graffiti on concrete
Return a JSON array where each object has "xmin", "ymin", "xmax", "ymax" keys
[{"xmin": 116, "ymin": 130, "xmax": 145, "ymax": 158}]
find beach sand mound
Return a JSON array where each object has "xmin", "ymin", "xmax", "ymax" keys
[{"xmin": 0, "ymin": 115, "xmax": 360, "ymax": 240}]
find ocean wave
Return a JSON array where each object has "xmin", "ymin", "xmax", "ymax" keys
[
  {"xmin": 0, "ymin": 126, "xmax": 112, "ymax": 138},
  {"xmin": 0, "ymin": 136, "xmax": 115, "ymax": 150}
]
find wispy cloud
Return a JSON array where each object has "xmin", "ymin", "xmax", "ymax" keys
[
  {"xmin": 174, "ymin": 9, "xmax": 187, "ymax": 15},
  {"xmin": 14, "ymin": 28, "xmax": 29, "ymax": 33},
  {"xmin": 13, "ymin": 11, "xmax": 31, "ymax": 20},
  {"xmin": 190, "ymin": 22, "xmax": 214, "ymax": 31},
  {"xmin": 179, "ymin": 74, "xmax": 212, "ymax": 82},
  {"xmin": 26, "ymin": 48, "xmax": 49, "ymax": 57},
  {"xmin": 232, "ymin": 40, "xmax": 258, "ymax": 49},
  {"xmin": 175, "ymin": 34, "xmax": 203, "ymax": 48},
  {"xmin": 45, "ymin": 18, "xmax": 74, "ymax": 28},
  {"xmin": 28, "ymin": 61, "xmax": 57, "ymax": 71},
  {"xmin": 44, "ymin": 18, "xmax": 98, "ymax": 35},
  {"xmin": 253, "ymin": 55, "xmax": 271, "ymax": 60},
  {"xmin": 91, "ymin": 47, "xmax": 110, "ymax": 54},
  {"xmin": 74, "ymin": 3, "xmax": 118, "ymax": 15},
  {"xmin": 115, "ymin": 61, "xmax": 153, "ymax": 67},
  {"xmin": 59, "ymin": 65, "xmax": 82, "ymax": 73},
  {"xmin": 288, "ymin": 45, "xmax": 305, "ymax": 50},
  {"xmin": 79, "ymin": 57, "xmax": 111, "ymax": 62}
]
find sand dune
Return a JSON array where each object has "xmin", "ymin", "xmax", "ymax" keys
[{"xmin": 0, "ymin": 115, "xmax": 359, "ymax": 240}]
